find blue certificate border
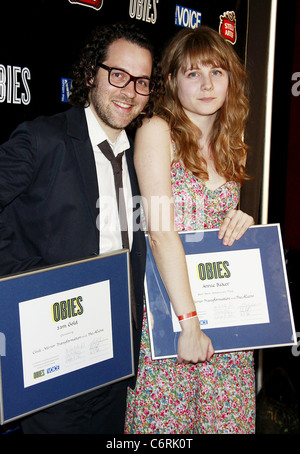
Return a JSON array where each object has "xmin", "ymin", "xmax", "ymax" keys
[
  {"xmin": 145, "ymin": 224, "xmax": 296, "ymax": 359},
  {"xmin": 0, "ymin": 251, "xmax": 133, "ymax": 424}
]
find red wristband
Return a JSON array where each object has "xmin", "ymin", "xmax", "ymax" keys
[{"xmin": 178, "ymin": 311, "xmax": 197, "ymax": 322}]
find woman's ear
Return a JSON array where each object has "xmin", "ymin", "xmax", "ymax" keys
[
  {"xmin": 167, "ymin": 73, "xmax": 174, "ymax": 89},
  {"xmin": 168, "ymin": 73, "xmax": 176, "ymax": 90}
]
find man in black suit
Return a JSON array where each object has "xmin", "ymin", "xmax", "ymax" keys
[{"xmin": 0, "ymin": 23, "xmax": 158, "ymax": 433}]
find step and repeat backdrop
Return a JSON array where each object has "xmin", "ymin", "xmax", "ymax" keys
[
  {"xmin": 0, "ymin": 0, "xmax": 249, "ymax": 144},
  {"xmin": 2, "ymin": 0, "xmax": 281, "ymax": 226}
]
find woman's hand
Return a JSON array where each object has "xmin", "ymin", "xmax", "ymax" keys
[
  {"xmin": 177, "ymin": 317, "xmax": 214, "ymax": 363},
  {"xmin": 218, "ymin": 209, "xmax": 254, "ymax": 246}
]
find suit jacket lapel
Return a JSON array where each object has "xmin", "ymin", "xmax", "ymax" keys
[{"xmin": 66, "ymin": 107, "xmax": 99, "ymax": 238}]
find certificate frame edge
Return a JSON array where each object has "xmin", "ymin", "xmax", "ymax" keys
[
  {"xmin": 1, "ymin": 374, "xmax": 134, "ymax": 426},
  {"xmin": 145, "ymin": 224, "xmax": 297, "ymax": 360},
  {"xmin": 0, "ymin": 359, "xmax": 3, "ymax": 425},
  {"xmin": 0, "ymin": 249, "xmax": 134, "ymax": 425},
  {"xmin": 0, "ymin": 248, "xmax": 128, "ymax": 282},
  {"xmin": 272, "ymin": 224, "xmax": 297, "ymax": 344},
  {"xmin": 144, "ymin": 277, "xmax": 157, "ymax": 361}
]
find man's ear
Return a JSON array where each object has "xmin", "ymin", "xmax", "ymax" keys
[
  {"xmin": 86, "ymin": 67, "xmax": 95, "ymax": 87},
  {"xmin": 86, "ymin": 75, "xmax": 94, "ymax": 88},
  {"xmin": 87, "ymin": 79, "xmax": 94, "ymax": 88}
]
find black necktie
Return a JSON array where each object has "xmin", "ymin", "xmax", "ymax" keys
[{"xmin": 98, "ymin": 140, "xmax": 137, "ymax": 327}]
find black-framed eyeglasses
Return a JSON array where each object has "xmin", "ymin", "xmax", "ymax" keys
[{"xmin": 98, "ymin": 63, "xmax": 155, "ymax": 96}]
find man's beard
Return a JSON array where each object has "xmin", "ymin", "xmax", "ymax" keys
[{"xmin": 89, "ymin": 88, "xmax": 140, "ymax": 131}]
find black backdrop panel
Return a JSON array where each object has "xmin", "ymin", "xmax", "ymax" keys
[{"xmin": 1, "ymin": 0, "xmax": 248, "ymax": 143}]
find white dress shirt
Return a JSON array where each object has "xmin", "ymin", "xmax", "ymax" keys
[{"xmin": 85, "ymin": 107, "xmax": 133, "ymax": 254}]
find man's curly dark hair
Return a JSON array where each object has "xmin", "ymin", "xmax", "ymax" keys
[{"xmin": 68, "ymin": 22, "xmax": 162, "ymax": 129}]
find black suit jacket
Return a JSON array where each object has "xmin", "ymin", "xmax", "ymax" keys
[{"xmin": 0, "ymin": 106, "xmax": 146, "ymax": 383}]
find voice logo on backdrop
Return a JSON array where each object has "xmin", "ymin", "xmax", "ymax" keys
[
  {"xmin": 175, "ymin": 5, "xmax": 202, "ymax": 29},
  {"xmin": 0, "ymin": 64, "xmax": 31, "ymax": 105}
]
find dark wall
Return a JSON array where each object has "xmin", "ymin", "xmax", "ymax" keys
[
  {"xmin": 275, "ymin": 0, "xmax": 300, "ymax": 251},
  {"xmin": 0, "ymin": 0, "xmax": 248, "ymax": 142},
  {"xmin": 268, "ymin": 0, "xmax": 298, "ymax": 233}
]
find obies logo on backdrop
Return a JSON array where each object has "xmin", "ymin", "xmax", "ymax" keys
[
  {"xmin": 68, "ymin": 0, "xmax": 103, "ymax": 10},
  {"xmin": 219, "ymin": 11, "xmax": 237, "ymax": 45},
  {"xmin": 0, "ymin": 64, "xmax": 31, "ymax": 105},
  {"xmin": 129, "ymin": 0, "xmax": 159, "ymax": 24},
  {"xmin": 175, "ymin": 5, "xmax": 202, "ymax": 29}
]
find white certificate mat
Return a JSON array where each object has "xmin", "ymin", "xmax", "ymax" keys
[
  {"xmin": 19, "ymin": 281, "xmax": 113, "ymax": 388},
  {"xmin": 171, "ymin": 249, "xmax": 269, "ymax": 332},
  {"xmin": 145, "ymin": 225, "xmax": 296, "ymax": 359}
]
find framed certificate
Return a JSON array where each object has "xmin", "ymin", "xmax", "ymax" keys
[
  {"xmin": 145, "ymin": 224, "xmax": 297, "ymax": 359},
  {"xmin": 0, "ymin": 250, "xmax": 133, "ymax": 424}
]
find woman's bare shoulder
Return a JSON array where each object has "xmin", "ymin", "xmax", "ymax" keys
[{"xmin": 139, "ymin": 115, "xmax": 170, "ymax": 134}]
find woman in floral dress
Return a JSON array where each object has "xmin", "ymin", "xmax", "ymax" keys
[{"xmin": 125, "ymin": 26, "xmax": 255, "ymax": 434}]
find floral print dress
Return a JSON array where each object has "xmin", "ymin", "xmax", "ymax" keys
[{"xmin": 125, "ymin": 161, "xmax": 256, "ymax": 434}]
